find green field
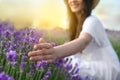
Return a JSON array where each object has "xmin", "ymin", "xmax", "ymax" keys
[{"xmin": 111, "ymin": 40, "xmax": 120, "ymax": 60}]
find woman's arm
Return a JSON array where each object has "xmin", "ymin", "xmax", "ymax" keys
[
  {"xmin": 55, "ymin": 33, "xmax": 92, "ymax": 59},
  {"xmin": 28, "ymin": 33, "xmax": 92, "ymax": 63}
]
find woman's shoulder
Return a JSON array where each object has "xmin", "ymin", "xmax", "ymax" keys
[
  {"xmin": 83, "ymin": 15, "xmax": 103, "ymax": 29},
  {"xmin": 85, "ymin": 15, "xmax": 101, "ymax": 24},
  {"xmin": 83, "ymin": 15, "xmax": 104, "ymax": 30}
]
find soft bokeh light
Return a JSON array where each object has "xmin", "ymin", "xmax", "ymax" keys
[
  {"xmin": 0, "ymin": 0, "xmax": 67, "ymax": 30},
  {"xmin": 0, "ymin": 0, "xmax": 120, "ymax": 30}
]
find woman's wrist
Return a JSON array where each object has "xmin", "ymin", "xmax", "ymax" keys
[{"xmin": 54, "ymin": 47, "xmax": 63, "ymax": 59}]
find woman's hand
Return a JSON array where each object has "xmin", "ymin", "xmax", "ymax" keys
[{"xmin": 28, "ymin": 38, "xmax": 58, "ymax": 63}]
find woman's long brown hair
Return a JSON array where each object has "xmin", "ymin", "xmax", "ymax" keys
[{"xmin": 64, "ymin": 0, "xmax": 93, "ymax": 40}]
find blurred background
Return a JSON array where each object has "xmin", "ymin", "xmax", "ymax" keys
[
  {"xmin": 0, "ymin": 0, "xmax": 120, "ymax": 59},
  {"xmin": 0, "ymin": 0, "xmax": 120, "ymax": 30}
]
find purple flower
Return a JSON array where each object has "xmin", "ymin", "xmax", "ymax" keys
[
  {"xmin": 45, "ymin": 71, "xmax": 51, "ymax": 77},
  {"xmin": 29, "ymin": 62, "xmax": 36, "ymax": 75},
  {"xmin": 20, "ymin": 62, "xmax": 27, "ymax": 73},
  {"xmin": 5, "ymin": 41, "xmax": 12, "ymax": 52},
  {"xmin": 6, "ymin": 50, "xmax": 18, "ymax": 66},
  {"xmin": 42, "ymin": 71, "xmax": 52, "ymax": 80},
  {"xmin": 65, "ymin": 64, "xmax": 72, "ymax": 71},
  {"xmin": 11, "ymin": 44, "xmax": 17, "ymax": 50},
  {"xmin": 36, "ymin": 61, "xmax": 47, "ymax": 71},
  {"xmin": 74, "ymin": 68, "xmax": 79, "ymax": 74},
  {"xmin": 71, "ymin": 63, "xmax": 79, "ymax": 75},
  {"xmin": 30, "ymin": 62, "xmax": 36, "ymax": 69},
  {"xmin": 6, "ymin": 50, "xmax": 18, "ymax": 62},
  {"xmin": 0, "ymin": 72, "xmax": 6, "ymax": 79},
  {"xmin": 29, "ymin": 37, "xmax": 36, "ymax": 43},
  {"xmin": 21, "ymin": 55, "xmax": 28, "ymax": 62},
  {"xmin": 72, "ymin": 75, "xmax": 82, "ymax": 80},
  {"xmin": 56, "ymin": 59, "xmax": 64, "ymax": 68},
  {"xmin": 3, "ymin": 30, "xmax": 13, "ymax": 38},
  {"xmin": 0, "ymin": 72, "xmax": 14, "ymax": 80},
  {"xmin": 29, "ymin": 69, "xmax": 35, "ymax": 75}
]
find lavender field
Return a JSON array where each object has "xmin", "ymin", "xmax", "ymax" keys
[
  {"xmin": 0, "ymin": 21, "xmax": 90, "ymax": 80},
  {"xmin": 0, "ymin": 21, "xmax": 120, "ymax": 80}
]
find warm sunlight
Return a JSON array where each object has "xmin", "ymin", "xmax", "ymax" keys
[
  {"xmin": 0, "ymin": 0, "xmax": 120, "ymax": 30},
  {"xmin": 0, "ymin": 0, "xmax": 67, "ymax": 30}
]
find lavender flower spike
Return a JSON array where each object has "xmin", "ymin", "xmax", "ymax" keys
[
  {"xmin": 6, "ymin": 50, "xmax": 18, "ymax": 62},
  {"xmin": 42, "ymin": 71, "xmax": 52, "ymax": 80},
  {"xmin": 6, "ymin": 50, "xmax": 18, "ymax": 66}
]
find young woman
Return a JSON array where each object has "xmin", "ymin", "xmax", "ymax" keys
[{"xmin": 28, "ymin": 0, "xmax": 120, "ymax": 80}]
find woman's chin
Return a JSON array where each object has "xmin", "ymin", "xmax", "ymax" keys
[{"xmin": 71, "ymin": 9, "xmax": 80, "ymax": 13}]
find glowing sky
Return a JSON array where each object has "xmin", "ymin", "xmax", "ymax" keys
[
  {"xmin": 0, "ymin": 0, "xmax": 120, "ymax": 30},
  {"xmin": 0, "ymin": 0, "xmax": 67, "ymax": 29}
]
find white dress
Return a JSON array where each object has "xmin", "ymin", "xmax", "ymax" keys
[{"xmin": 69, "ymin": 15, "xmax": 120, "ymax": 80}]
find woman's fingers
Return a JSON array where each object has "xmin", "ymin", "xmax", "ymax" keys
[
  {"xmin": 33, "ymin": 43, "xmax": 52, "ymax": 50},
  {"xmin": 28, "ymin": 39, "xmax": 55, "ymax": 62},
  {"xmin": 30, "ymin": 55, "xmax": 41, "ymax": 61},
  {"xmin": 28, "ymin": 48, "xmax": 56, "ymax": 63},
  {"xmin": 34, "ymin": 38, "xmax": 45, "ymax": 50},
  {"xmin": 37, "ymin": 60, "xmax": 54, "ymax": 64},
  {"xmin": 30, "ymin": 54, "xmax": 52, "ymax": 61},
  {"xmin": 39, "ymin": 38, "xmax": 46, "ymax": 43},
  {"xmin": 42, "ymin": 60, "xmax": 54, "ymax": 63},
  {"xmin": 28, "ymin": 48, "xmax": 53, "ymax": 57},
  {"xmin": 28, "ymin": 50, "xmax": 42, "ymax": 57}
]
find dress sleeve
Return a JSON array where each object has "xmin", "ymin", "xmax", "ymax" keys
[{"xmin": 80, "ymin": 16, "xmax": 104, "ymax": 47}]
